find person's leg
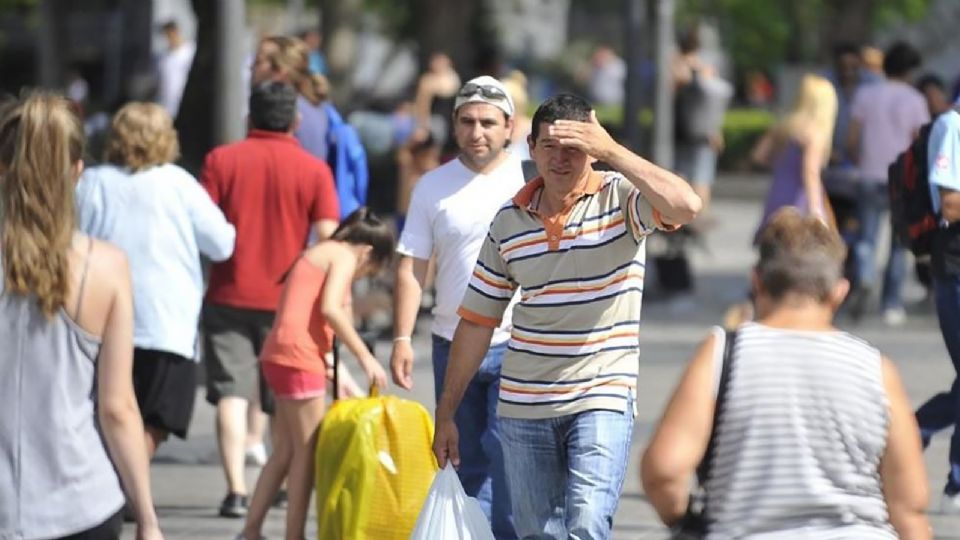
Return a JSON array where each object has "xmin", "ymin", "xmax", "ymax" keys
[
  {"xmin": 854, "ymin": 183, "xmax": 883, "ymax": 290},
  {"xmin": 500, "ymin": 416, "xmax": 567, "ymax": 539},
  {"xmin": 218, "ymin": 397, "xmax": 251, "ymax": 497},
  {"xmin": 277, "ymin": 395, "xmax": 326, "ymax": 540},
  {"xmin": 564, "ymin": 401, "xmax": 635, "ymax": 540},
  {"xmin": 241, "ymin": 399, "xmax": 293, "ymax": 540},
  {"xmin": 478, "ymin": 343, "xmax": 516, "ymax": 539},
  {"xmin": 928, "ymin": 275, "xmax": 960, "ymax": 494},
  {"xmin": 918, "ymin": 276, "xmax": 960, "ymax": 445},
  {"xmin": 851, "ymin": 182, "xmax": 884, "ymax": 318},
  {"xmin": 144, "ymin": 426, "xmax": 168, "ymax": 458},
  {"xmin": 881, "ymin": 226, "xmax": 909, "ymax": 315}
]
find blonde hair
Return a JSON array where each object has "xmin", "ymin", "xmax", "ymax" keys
[
  {"xmin": 779, "ymin": 74, "xmax": 837, "ymax": 161},
  {"xmin": 104, "ymin": 102, "xmax": 180, "ymax": 172},
  {"xmin": 0, "ymin": 93, "xmax": 85, "ymax": 317},
  {"xmin": 501, "ymin": 71, "xmax": 529, "ymax": 117},
  {"xmin": 260, "ymin": 36, "xmax": 328, "ymax": 106}
]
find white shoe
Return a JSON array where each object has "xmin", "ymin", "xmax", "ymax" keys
[
  {"xmin": 940, "ymin": 491, "xmax": 960, "ymax": 515},
  {"xmin": 882, "ymin": 307, "xmax": 907, "ymax": 326},
  {"xmin": 244, "ymin": 443, "xmax": 267, "ymax": 466}
]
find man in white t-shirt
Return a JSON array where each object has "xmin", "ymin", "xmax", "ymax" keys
[
  {"xmin": 158, "ymin": 20, "xmax": 196, "ymax": 119},
  {"xmin": 391, "ymin": 76, "xmax": 522, "ymax": 539},
  {"xmin": 846, "ymin": 41, "xmax": 929, "ymax": 325}
]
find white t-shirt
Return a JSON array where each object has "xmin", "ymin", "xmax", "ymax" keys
[
  {"xmin": 158, "ymin": 41, "xmax": 197, "ymax": 118},
  {"xmin": 398, "ymin": 152, "xmax": 525, "ymax": 343}
]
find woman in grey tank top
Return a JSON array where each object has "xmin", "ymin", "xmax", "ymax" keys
[
  {"xmin": 642, "ymin": 209, "xmax": 931, "ymax": 539},
  {"xmin": 0, "ymin": 94, "xmax": 163, "ymax": 540}
]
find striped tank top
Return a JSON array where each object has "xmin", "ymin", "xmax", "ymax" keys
[{"xmin": 705, "ymin": 323, "xmax": 895, "ymax": 539}]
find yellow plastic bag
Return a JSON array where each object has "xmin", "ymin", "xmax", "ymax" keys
[{"xmin": 315, "ymin": 386, "xmax": 438, "ymax": 539}]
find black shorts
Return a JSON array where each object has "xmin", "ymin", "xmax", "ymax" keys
[
  {"xmin": 133, "ymin": 348, "xmax": 198, "ymax": 439},
  {"xmin": 201, "ymin": 303, "xmax": 276, "ymax": 414},
  {"xmin": 55, "ymin": 509, "xmax": 122, "ymax": 540}
]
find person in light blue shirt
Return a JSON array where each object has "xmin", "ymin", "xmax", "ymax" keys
[
  {"xmin": 76, "ymin": 102, "xmax": 235, "ymax": 458},
  {"xmin": 917, "ymin": 105, "xmax": 960, "ymax": 512}
]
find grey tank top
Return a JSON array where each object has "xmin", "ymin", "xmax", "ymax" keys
[
  {"xmin": 705, "ymin": 323, "xmax": 895, "ymax": 539},
  {"xmin": 0, "ymin": 242, "xmax": 125, "ymax": 540}
]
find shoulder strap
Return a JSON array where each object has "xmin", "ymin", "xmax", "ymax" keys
[
  {"xmin": 73, "ymin": 236, "xmax": 94, "ymax": 321},
  {"xmin": 696, "ymin": 329, "xmax": 738, "ymax": 484},
  {"xmin": 332, "ymin": 337, "xmax": 340, "ymax": 401}
]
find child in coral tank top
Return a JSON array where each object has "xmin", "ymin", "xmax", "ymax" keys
[{"xmin": 239, "ymin": 207, "xmax": 393, "ymax": 540}]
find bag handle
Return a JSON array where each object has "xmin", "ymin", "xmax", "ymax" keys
[
  {"xmin": 331, "ymin": 337, "xmax": 379, "ymax": 401},
  {"xmin": 696, "ymin": 329, "xmax": 738, "ymax": 485}
]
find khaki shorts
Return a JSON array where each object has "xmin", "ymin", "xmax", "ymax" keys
[{"xmin": 202, "ymin": 303, "xmax": 275, "ymax": 411}]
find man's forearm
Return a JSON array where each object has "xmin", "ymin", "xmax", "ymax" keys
[
  {"xmin": 603, "ymin": 143, "xmax": 701, "ymax": 225},
  {"xmin": 436, "ymin": 320, "xmax": 495, "ymax": 419},
  {"xmin": 393, "ymin": 266, "xmax": 423, "ymax": 339}
]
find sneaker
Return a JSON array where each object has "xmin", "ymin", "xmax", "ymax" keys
[
  {"xmin": 233, "ymin": 534, "xmax": 267, "ymax": 540},
  {"xmin": 882, "ymin": 307, "xmax": 907, "ymax": 326},
  {"xmin": 940, "ymin": 491, "xmax": 960, "ymax": 515},
  {"xmin": 245, "ymin": 443, "xmax": 267, "ymax": 466},
  {"xmin": 219, "ymin": 493, "xmax": 248, "ymax": 518},
  {"xmin": 272, "ymin": 489, "xmax": 288, "ymax": 509}
]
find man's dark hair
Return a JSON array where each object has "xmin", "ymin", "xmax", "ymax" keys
[
  {"xmin": 832, "ymin": 42, "xmax": 860, "ymax": 60},
  {"xmin": 530, "ymin": 93, "xmax": 592, "ymax": 142},
  {"xmin": 883, "ymin": 41, "xmax": 921, "ymax": 78},
  {"xmin": 677, "ymin": 24, "xmax": 701, "ymax": 55},
  {"xmin": 916, "ymin": 73, "xmax": 945, "ymax": 93},
  {"xmin": 249, "ymin": 81, "xmax": 297, "ymax": 132}
]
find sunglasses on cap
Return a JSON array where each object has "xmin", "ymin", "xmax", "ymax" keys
[{"xmin": 458, "ymin": 83, "xmax": 509, "ymax": 102}]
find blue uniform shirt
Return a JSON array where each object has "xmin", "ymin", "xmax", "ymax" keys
[{"xmin": 929, "ymin": 109, "xmax": 960, "ymax": 213}]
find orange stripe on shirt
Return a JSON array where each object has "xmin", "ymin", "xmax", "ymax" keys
[
  {"xmin": 501, "ymin": 216, "xmax": 627, "ymax": 256},
  {"xmin": 511, "ymin": 330, "xmax": 639, "ymax": 348},
  {"xmin": 472, "ymin": 270, "xmax": 514, "ymax": 290},
  {"xmin": 457, "ymin": 306, "xmax": 502, "ymax": 328},
  {"xmin": 522, "ymin": 272, "xmax": 644, "ymax": 300},
  {"xmin": 500, "ymin": 379, "xmax": 636, "ymax": 396}
]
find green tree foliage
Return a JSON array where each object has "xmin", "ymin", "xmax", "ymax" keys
[{"xmin": 678, "ymin": 0, "xmax": 931, "ymax": 73}]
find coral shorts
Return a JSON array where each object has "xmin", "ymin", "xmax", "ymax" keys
[{"xmin": 260, "ymin": 361, "xmax": 326, "ymax": 401}]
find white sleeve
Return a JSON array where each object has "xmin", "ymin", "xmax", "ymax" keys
[
  {"xmin": 181, "ymin": 170, "xmax": 236, "ymax": 262},
  {"xmin": 396, "ymin": 179, "xmax": 434, "ymax": 260}
]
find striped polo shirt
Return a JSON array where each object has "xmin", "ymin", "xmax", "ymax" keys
[{"xmin": 458, "ymin": 170, "xmax": 674, "ymax": 419}]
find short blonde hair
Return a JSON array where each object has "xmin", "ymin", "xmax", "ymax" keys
[{"xmin": 104, "ymin": 102, "xmax": 179, "ymax": 171}]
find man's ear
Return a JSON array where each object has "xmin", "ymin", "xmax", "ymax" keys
[
  {"xmin": 829, "ymin": 278, "xmax": 851, "ymax": 310},
  {"xmin": 289, "ymin": 111, "xmax": 302, "ymax": 134}
]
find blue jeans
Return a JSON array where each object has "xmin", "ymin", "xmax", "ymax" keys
[
  {"xmin": 916, "ymin": 274, "xmax": 960, "ymax": 493},
  {"xmin": 498, "ymin": 399, "xmax": 635, "ymax": 540},
  {"xmin": 432, "ymin": 335, "xmax": 516, "ymax": 539},
  {"xmin": 854, "ymin": 182, "xmax": 907, "ymax": 310}
]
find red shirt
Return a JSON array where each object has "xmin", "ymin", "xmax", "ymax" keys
[{"xmin": 201, "ymin": 130, "xmax": 339, "ymax": 311}]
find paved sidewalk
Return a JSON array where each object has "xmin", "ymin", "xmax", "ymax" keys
[{"xmin": 130, "ymin": 186, "xmax": 960, "ymax": 539}]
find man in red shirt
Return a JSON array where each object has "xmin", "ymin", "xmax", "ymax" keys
[{"xmin": 201, "ymin": 81, "xmax": 339, "ymax": 517}]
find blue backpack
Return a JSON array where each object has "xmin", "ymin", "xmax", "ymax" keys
[{"xmin": 325, "ymin": 103, "xmax": 369, "ymax": 220}]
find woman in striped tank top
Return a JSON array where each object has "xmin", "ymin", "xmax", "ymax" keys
[{"xmin": 642, "ymin": 208, "xmax": 931, "ymax": 539}]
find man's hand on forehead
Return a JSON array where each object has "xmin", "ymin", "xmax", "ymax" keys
[{"xmin": 548, "ymin": 110, "xmax": 617, "ymax": 159}]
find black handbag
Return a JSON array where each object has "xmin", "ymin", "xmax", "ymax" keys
[{"xmin": 670, "ymin": 330, "xmax": 737, "ymax": 539}]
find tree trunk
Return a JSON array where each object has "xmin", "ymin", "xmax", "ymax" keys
[
  {"xmin": 175, "ymin": 0, "xmax": 217, "ymax": 175},
  {"xmin": 819, "ymin": 0, "xmax": 874, "ymax": 61},
  {"xmin": 413, "ymin": 0, "xmax": 479, "ymax": 76},
  {"xmin": 321, "ymin": 0, "xmax": 364, "ymax": 106}
]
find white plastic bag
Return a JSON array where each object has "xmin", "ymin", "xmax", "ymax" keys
[{"xmin": 409, "ymin": 463, "xmax": 496, "ymax": 540}]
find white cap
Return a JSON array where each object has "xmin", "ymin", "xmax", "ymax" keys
[{"xmin": 453, "ymin": 75, "xmax": 515, "ymax": 118}]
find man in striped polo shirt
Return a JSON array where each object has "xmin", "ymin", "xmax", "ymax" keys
[{"xmin": 433, "ymin": 94, "xmax": 701, "ymax": 538}]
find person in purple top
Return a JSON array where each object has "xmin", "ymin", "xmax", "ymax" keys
[{"xmin": 845, "ymin": 41, "xmax": 930, "ymax": 325}]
